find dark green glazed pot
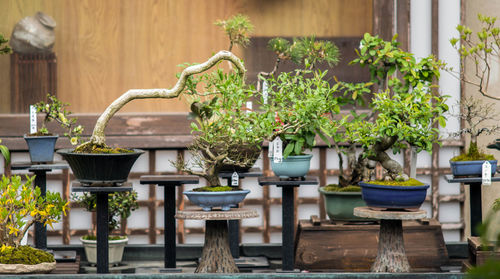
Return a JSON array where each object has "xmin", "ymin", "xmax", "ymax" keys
[{"xmin": 318, "ymin": 187, "xmax": 367, "ymax": 221}]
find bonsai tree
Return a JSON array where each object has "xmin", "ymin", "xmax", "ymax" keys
[
  {"xmin": 344, "ymin": 33, "xmax": 448, "ymax": 182},
  {"xmin": 0, "ymin": 175, "xmax": 68, "ymax": 265},
  {"xmin": 32, "ymin": 94, "xmax": 84, "ymax": 145},
  {"xmin": 450, "ymin": 97, "xmax": 500, "ymax": 162},
  {"xmin": 72, "ymin": 191, "xmax": 138, "ymax": 236}
]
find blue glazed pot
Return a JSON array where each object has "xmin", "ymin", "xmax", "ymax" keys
[
  {"xmin": 359, "ymin": 181, "xmax": 430, "ymax": 209},
  {"xmin": 270, "ymin": 154, "xmax": 313, "ymax": 178},
  {"xmin": 449, "ymin": 160, "xmax": 497, "ymax": 176},
  {"xmin": 183, "ymin": 189, "xmax": 250, "ymax": 211},
  {"xmin": 24, "ymin": 135, "xmax": 58, "ymax": 163}
]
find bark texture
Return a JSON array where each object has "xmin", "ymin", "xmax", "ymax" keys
[
  {"xmin": 196, "ymin": 220, "xmax": 238, "ymax": 273},
  {"xmin": 87, "ymin": 50, "xmax": 245, "ymax": 146},
  {"xmin": 371, "ymin": 219, "xmax": 410, "ymax": 272}
]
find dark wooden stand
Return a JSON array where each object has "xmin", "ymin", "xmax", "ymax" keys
[
  {"xmin": 11, "ymin": 162, "xmax": 68, "ymax": 250},
  {"xmin": 258, "ymin": 176, "xmax": 318, "ymax": 272},
  {"xmin": 139, "ymin": 175, "xmax": 199, "ymax": 272},
  {"xmin": 219, "ymin": 168, "xmax": 262, "ymax": 259},
  {"xmin": 354, "ymin": 207, "xmax": 427, "ymax": 272},
  {"xmin": 72, "ymin": 183, "xmax": 133, "ymax": 274},
  {"xmin": 445, "ymin": 175, "xmax": 500, "ymax": 236},
  {"xmin": 176, "ymin": 208, "xmax": 259, "ymax": 273}
]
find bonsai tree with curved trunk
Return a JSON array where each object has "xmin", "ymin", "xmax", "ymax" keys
[
  {"xmin": 76, "ymin": 50, "xmax": 245, "ymax": 152},
  {"xmin": 345, "ymin": 33, "xmax": 449, "ymax": 182}
]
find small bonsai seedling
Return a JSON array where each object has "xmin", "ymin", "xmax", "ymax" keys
[
  {"xmin": 31, "ymin": 94, "xmax": 84, "ymax": 145},
  {"xmin": 449, "ymin": 97, "xmax": 499, "ymax": 162},
  {"xmin": 72, "ymin": 190, "xmax": 138, "ymax": 237},
  {"xmin": 344, "ymin": 33, "xmax": 448, "ymax": 183},
  {"xmin": 0, "ymin": 175, "xmax": 69, "ymax": 264}
]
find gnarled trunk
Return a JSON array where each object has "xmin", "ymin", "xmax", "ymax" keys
[{"xmin": 368, "ymin": 136, "xmax": 407, "ymax": 181}]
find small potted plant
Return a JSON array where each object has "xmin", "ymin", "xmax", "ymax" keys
[
  {"xmin": 0, "ymin": 175, "xmax": 69, "ymax": 274},
  {"xmin": 344, "ymin": 33, "xmax": 448, "ymax": 209},
  {"xmin": 261, "ymin": 37, "xmax": 340, "ymax": 178},
  {"xmin": 25, "ymin": 94, "xmax": 83, "ymax": 163},
  {"xmin": 72, "ymin": 190, "xmax": 138, "ymax": 265},
  {"xmin": 448, "ymin": 14, "xmax": 500, "ymax": 176}
]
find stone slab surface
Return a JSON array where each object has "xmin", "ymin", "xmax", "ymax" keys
[
  {"xmin": 354, "ymin": 207, "xmax": 426, "ymax": 220},
  {"xmin": 176, "ymin": 208, "xmax": 259, "ymax": 220}
]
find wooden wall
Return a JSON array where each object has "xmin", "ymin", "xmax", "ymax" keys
[{"xmin": 0, "ymin": 0, "xmax": 372, "ymax": 113}]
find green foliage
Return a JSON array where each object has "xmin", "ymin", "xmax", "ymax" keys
[
  {"xmin": 0, "ymin": 34, "xmax": 11, "ymax": 55},
  {"xmin": 345, "ymin": 33, "xmax": 448, "ymax": 165},
  {"xmin": 192, "ymin": 186, "xmax": 238, "ymax": 192},
  {"xmin": 33, "ymin": 94, "xmax": 84, "ymax": 145},
  {"xmin": 72, "ymin": 191, "xmax": 138, "ymax": 233},
  {"xmin": 267, "ymin": 38, "xmax": 292, "ymax": 59},
  {"xmin": 74, "ymin": 143, "xmax": 133, "ymax": 154},
  {"xmin": 263, "ymin": 70, "xmax": 339, "ymax": 158},
  {"xmin": 365, "ymin": 178, "xmax": 425, "ymax": 187},
  {"xmin": 0, "ymin": 175, "xmax": 69, "ymax": 247},
  {"xmin": 321, "ymin": 184, "xmax": 361, "ymax": 192},
  {"xmin": 215, "ymin": 14, "xmax": 254, "ymax": 51},
  {"xmin": 0, "ymin": 245, "xmax": 54, "ymax": 264},
  {"xmin": 451, "ymin": 142, "xmax": 495, "ymax": 161},
  {"xmin": 0, "ymin": 139, "xmax": 10, "ymax": 165}
]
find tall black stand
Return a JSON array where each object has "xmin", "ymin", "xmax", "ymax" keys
[
  {"xmin": 11, "ymin": 162, "xmax": 68, "ymax": 250},
  {"xmin": 258, "ymin": 176, "xmax": 318, "ymax": 272},
  {"xmin": 445, "ymin": 175, "xmax": 500, "ymax": 236},
  {"xmin": 140, "ymin": 175, "xmax": 199, "ymax": 272},
  {"xmin": 72, "ymin": 183, "xmax": 132, "ymax": 274}
]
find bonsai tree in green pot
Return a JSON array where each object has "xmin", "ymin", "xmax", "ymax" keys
[
  {"xmin": 72, "ymin": 190, "xmax": 138, "ymax": 265},
  {"xmin": 344, "ymin": 33, "xmax": 448, "ymax": 209},
  {"xmin": 26, "ymin": 94, "xmax": 83, "ymax": 163},
  {"xmin": 0, "ymin": 175, "xmax": 69, "ymax": 274},
  {"xmin": 261, "ymin": 37, "xmax": 341, "ymax": 178},
  {"xmin": 448, "ymin": 14, "xmax": 500, "ymax": 175}
]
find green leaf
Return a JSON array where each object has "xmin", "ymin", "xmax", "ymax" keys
[
  {"xmin": 283, "ymin": 142, "xmax": 295, "ymax": 158},
  {"xmin": 0, "ymin": 145, "xmax": 9, "ymax": 165}
]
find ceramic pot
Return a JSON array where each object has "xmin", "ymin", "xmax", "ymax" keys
[
  {"xmin": 449, "ymin": 160, "xmax": 497, "ymax": 177},
  {"xmin": 0, "ymin": 262, "xmax": 56, "ymax": 274},
  {"xmin": 183, "ymin": 189, "xmax": 250, "ymax": 211},
  {"xmin": 270, "ymin": 154, "xmax": 313, "ymax": 178},
  {"xmin": 80, "ymin": 236, "xmax": 128, "ymax": 266},
  {"xmin": 318, "ymin": 187, "xmax": 367, "ymax": 221},
  {"xmin": 24, "ymin": 135, "xmax": 58, "ymax": 163},
  {"xmin": 58, "ymin": 149, "xmax": 144, "ymax": 184},
  {"xmin": 359, "ymin": 181, "xmax": 430, "ymax": 209}
]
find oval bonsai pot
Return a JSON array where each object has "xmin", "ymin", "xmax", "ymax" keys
[
  {"xmin": 183, "ymin": 189, "xmax": 250, "ymax": 211},
  {"xmin": 318, "ymin": 187, "xmax": 367, "ymax": 221},
  {"xmin": 57, "ymin": 149, "xmax": 144, "ymax": 184},
  {"xmin": 24, "ymin": 135, "xmax": 58, "ymax": 163},
  {"xmin": 449, "ymin": 160, "xmax": 497, "ymax": 177},
  {"xmin": 270, "ymin": 154, "xmax": 312, "ymax": 178},
  {"xmin": 358, "ymin": 181, "xmax": 430, "ymax": 209}
]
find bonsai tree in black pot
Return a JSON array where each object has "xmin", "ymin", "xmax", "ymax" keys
[
  {"xmin": 344, "ymin": 33, "xmax": 449, "ymax": 210},
  {"xmin": 26, "ymin": 94, "xmax": 83, "ymax": 163}
]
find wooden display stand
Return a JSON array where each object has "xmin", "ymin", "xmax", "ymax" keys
[
  {"xmin": 10, "ymin": 52, "xmax": 57, "ymax": 113},
  {"xmin": 466, "ymin": 236, "xmax": 500, "ymax": 268},
  {"xmin": 295, "ymin": 215, "xmax": 449, "ymax": 271}
]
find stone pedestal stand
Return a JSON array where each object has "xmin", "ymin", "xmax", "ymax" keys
[
  {"xmin": 175, "ymin": 208, "xmax": 258, "ymax": 273},
  {"xmin": 354, "ymin": 207, "xmax": 426, "ymax": 273}
]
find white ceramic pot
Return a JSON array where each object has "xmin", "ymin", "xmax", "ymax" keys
[{"xmin": 80, "ymin": 236, "xmax": 128, "ymax": 266}]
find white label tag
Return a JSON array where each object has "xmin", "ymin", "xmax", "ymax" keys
[
  {"xmin": 262, "ymin": 80, "xmax": 268, "ymax": 104},
  {"xmin": 482, "ymin": 161, "xmax": 492, "ymax": 186},
  {"xmin": 273, "ymin": 137, "xmax": 283, "ymax": 163},
  {"xmin": 246, "ymin": 101, "xmax": 252, "ymax": 114},
  {"xmin": 30, "ymin": 105, "xmax": 37, "ymax": 134},
  {"xmin": 231, "ymin": 172, "xmax": 239, "ymax": 187}
]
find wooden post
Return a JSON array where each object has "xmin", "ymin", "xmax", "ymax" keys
[{"xmin": 196, "ymin": 220, "xmax": 238, "ymax": 273}]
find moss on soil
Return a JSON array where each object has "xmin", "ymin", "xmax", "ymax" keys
[
  {"xmin": 450, "ymin": 142, "xmax": 496, "ymax": 162},
  {"xmin": 365, "ymin": 178, "xmax": 425, "ymax": 186},
  {"xmin": 74, "ymin": 143, "xmax": 133, "ymax": 154},
  {"xmin": 0, "ymin": 246, "xmax": 54, "ymax": 265},
  {"xmin": 82, "ymin": 235, "xmax": 126, "ymax": 241},
  {"xmin": 321, "ymin": 184, "xmax": 361, "ymax": 192},
  {"xmin": 192, "ymin": 186, "xmax": 242, "ymax": 192},
  {"xmin": 27, "ymin": 132, "xmax": 53, "ymax": 136}
]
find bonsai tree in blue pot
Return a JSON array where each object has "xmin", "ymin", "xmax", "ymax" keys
[
  {"xmin": 344, "ymin": 33, "xmax": 449, "ymax": 209},
  {"xmin": 25, "ymin": 94, "xmax": 83, "ymax": 163},
  {"xmin": 262, "ymin": 37, "xmax": 340, "ymax": 178}
]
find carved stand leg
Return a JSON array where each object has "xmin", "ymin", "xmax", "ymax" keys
[
  {"xmin": 196, "ymin": 220, "xmax": 238, "ymax": 273},
  {"xmin": 372, "ymin": 219, "xmax": 410, "ymax": 272}
]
